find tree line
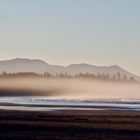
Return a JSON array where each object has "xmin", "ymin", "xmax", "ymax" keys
[{"xmin": 0, "ymin": 71, "xmax": 137, "ymax": 83}]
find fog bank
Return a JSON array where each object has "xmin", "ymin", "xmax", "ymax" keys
[{"xmin": 0, "ymin": 78, "xmax": 140, "ymax": 100}]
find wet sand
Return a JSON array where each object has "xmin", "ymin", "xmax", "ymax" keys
[{"xmin": 0, "ymin": 109, "xmax": 140, "ymax": 140}]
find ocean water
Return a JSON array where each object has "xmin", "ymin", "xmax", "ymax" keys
[{"xmin": 0, "ymin": 96, "xmax": 140, "ymax": 111}]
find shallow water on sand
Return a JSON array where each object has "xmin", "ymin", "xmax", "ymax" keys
[{"xmin": 0, "ymin": 96, "xmax": 140, "ymax": 111}]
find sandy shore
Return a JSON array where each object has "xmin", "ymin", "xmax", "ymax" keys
[{"xmin": 0, "ymin": 109, "xmax": 140, "ymax": 140}]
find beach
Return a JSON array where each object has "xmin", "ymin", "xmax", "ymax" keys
[
  {"xmin": 0, "ymin": 109, "xmax": 140, "ymax": 140},
  {"xmin": 0, "ymin": 78, "xmax": 139, "ymax": 140}
]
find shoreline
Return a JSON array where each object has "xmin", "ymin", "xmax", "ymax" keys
[{"xmin": 0, "ymin": 102, "xmax": 140, "ymax": 112}]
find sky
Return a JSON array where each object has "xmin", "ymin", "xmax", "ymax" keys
[{"xmin": 0, "ymin": 0, "xmax": 140, "ymax": 75}]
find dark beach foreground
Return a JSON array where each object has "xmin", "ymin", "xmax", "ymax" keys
[{"xmin": 0, "ymin": 109, "xmax": 140, "ymax": 140}]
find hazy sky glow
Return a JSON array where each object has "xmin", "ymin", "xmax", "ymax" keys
[{"xmin": 0, "ymin": 0, "xmax": 140, "ymax": 75}]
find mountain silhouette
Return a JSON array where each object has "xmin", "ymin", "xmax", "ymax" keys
[{"xmin": 0, "ymin": 58, "xmax": 139, "ymax": 81}]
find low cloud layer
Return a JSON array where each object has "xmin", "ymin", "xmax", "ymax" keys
[{"xmin": 0, "ymin": 78, "xmax": 140, "ymax": 101}]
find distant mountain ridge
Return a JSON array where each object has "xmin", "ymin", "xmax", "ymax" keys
[{"xmin": 0, "ymin": 58, "xmax": 139, "ymax": 81}]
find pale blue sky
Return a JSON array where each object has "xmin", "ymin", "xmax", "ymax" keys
[{"xmin": 0, "ymin": 0, "xmax": 140, "ymax": 75}]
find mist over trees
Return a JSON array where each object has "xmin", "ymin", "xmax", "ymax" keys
[{"xmin": 0, "ymin": 71, "xmax": 137, "ymax": 83}]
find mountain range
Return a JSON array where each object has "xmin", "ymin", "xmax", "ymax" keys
[{"xmin": 0, "ymin": 58, "xmax": 139, "ymax": 81}]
